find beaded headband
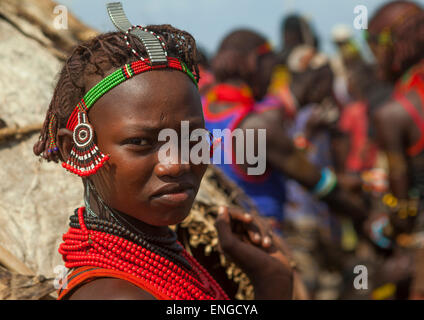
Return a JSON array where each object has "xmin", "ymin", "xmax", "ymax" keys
[
  {"xmin": 65, "ymin": 57, "xmax": 197, "ymax": 132},
  {"xmin": 52, "ymin": 2, "xmax": 199, "ymax": 177}
]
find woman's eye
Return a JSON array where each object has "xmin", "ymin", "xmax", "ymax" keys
[{"xmin": 124, "ymin": 138, "xmax": 150, "ymax": 146}]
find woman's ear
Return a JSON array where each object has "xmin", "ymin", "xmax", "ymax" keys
[{"xmin": 57, "ymin": 128, "xmax": 74, "ymax": 162}]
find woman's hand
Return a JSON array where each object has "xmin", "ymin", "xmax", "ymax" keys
[{"xmin": 214, "ymin": 206, "xmax": 293, "ymax": 299}]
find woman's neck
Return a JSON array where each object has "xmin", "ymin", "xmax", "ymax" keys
[
  {"xmin": 114, "ymin": 210, "xmax": 172, "ymax": 239},
  {"xmin": 85, "ymin": 181, "xmax": 173, "ymax": 239}
]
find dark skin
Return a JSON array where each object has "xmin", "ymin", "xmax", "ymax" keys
[
  {"xmin": 365, "ymin": 11, "xmax": 424, "ymax": 300},
  {"xmin": 57, "ymin": 69, "xmax": 293, "ymax": 300},
  {"xmin": 210, "ymin": 50, "xmax": 367, "ymax": 221},
  {"xmin": 373, "ymin": 96, "xmax": 417, "ymax": 200},
  {"xmin": 361, "ymin": 4, "xmax": 424, "ymax": 300},
  {"xmin": 366, "ymin": 27, "xmax": 424, "ymax": 200},
  {"xmin": 368, "ymin": 68, "xmax": 424, "ymax": 302},
  {"xmin": 370, "ymin": 90, "xmax": 422, "ymax": 235},
  {"xmin": 367, "ymin": 20, "xmax": 423, "ymax": 225}
]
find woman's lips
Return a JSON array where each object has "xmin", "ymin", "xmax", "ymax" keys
[{"xmin": 150, "ymin": 183, "xmax": 195, "ymax": 207}]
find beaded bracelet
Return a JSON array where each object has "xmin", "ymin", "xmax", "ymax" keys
[
  {"xmin": 370, "ymin": 215, "xmax": 392, "ymax": 249},
  {"xmin": 313, "ymin": 167, "xmax": 338, "ymax": 198}
]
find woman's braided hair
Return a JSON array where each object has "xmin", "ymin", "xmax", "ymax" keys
[
  {"xmin": 212, "ymin": 29, "xmax": 267, "ymax": 83},
  {"xmin": 34, "ymin": 25, "xmax": 199, "ymax": 162},
  {"xmin": 369, "ymin": 1, "xmax": 424, "ymax": 81}
]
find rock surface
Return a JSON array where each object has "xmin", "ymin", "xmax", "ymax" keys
[{"xmin": 0, "ymin": 0, "xmax": 96, "ymax": 278}]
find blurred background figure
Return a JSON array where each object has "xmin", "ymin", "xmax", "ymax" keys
[
  {"xmin": 331, "ymin": 25, "xmax": 362, "ymax": 68},
  {"xmin": 267, "ymin": 14, "xmax": 320, "ymax": 120},
  {"xmin": 205, "ymin": 28, "xmax": 366, "ymax": 227},
  {"xmin": 365, "ymin": 0, "xmax": 424, "ymax": 300},
  {"xmin": 282, "ymin": 48, "xmax": 343, "ymax": 298},
  {"xmin": 330, "ymin": 24, "xmax": 363, "ymax": 106},
  {"xmin": 203, "ymin": 27, "xmax": 371, "ymax": 298},
  {"xmin": 204, "ymin": 29, "xmax": 288, "ymax": 228},
  {"xmin": 278, "ymin": 14, "xmax": 319, "ymax": 66}
]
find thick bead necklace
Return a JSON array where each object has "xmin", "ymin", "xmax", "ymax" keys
[
  {"xmin": 59, "ymin": 207, "xmax": 229, "ymax": 300},
  {"xmin": 69, "ymin": 210, "xmax": 191, "ymax": 270}
]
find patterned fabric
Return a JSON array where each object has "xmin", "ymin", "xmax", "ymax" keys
[{"xmin": 203, "ymin": 84, "xmax": 286, "ymax": 221}]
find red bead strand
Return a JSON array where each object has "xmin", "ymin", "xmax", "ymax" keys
[{"xmin": 59, "ymin": 207, "xmax": 229, "ymax": 300}]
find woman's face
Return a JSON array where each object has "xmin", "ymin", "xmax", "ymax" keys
[{"xmin": 86, "ymin": 69, "xmax": 207, "ymax": 226}]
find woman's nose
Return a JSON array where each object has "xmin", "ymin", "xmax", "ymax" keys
[{"xmin": 154, "ymin": 162, "xmax": 191, "ymax": 178}]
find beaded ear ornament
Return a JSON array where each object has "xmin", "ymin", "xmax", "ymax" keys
[
  {"xmin": 62, "ymin": 107, "xmax": 109, "ymax": 176},
  {"xmin": 50, "ymin": 2, "xmax": 198, "ymax": 177}
]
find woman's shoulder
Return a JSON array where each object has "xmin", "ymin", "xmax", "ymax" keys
[
  {"xmin": 68, "ymin": 277, "xmax": 157, "ymax": 300},
  {"xmin": 59, "ymin": 267, "xmax": 159, "ymax": 300}
]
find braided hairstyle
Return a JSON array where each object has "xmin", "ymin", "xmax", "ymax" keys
[
  {"xmin": 33, "ymin": 25, "xmax": 199, "ymax": 163},
  {"xmin": 212, "ymin": 29, "xmax": 268, "ymax": 83},
  {"xmin": 369, "ymin": 1, "xmax": 424, "ymax": 81}
]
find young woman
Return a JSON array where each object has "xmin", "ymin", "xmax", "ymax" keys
[
  {"xmin": 365, "ymin": 0, "xmax": 424, "ymax": 298},
  {"xmin": 33, "ymin": 8, "xmax": 293, "ymax": 299}
]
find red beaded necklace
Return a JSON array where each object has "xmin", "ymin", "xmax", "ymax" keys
[{"xmin": 59, "ymin": 207, "xmax": 229, "ymax": 300}]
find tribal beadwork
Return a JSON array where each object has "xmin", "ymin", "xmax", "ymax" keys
[
  {"xmin": 62, "ymin": 112, "xmax": 109, "ymax": 176},
  {"xmin": 61, "ymin": 57, "xmax": 198, "ymax": 177},
  {"xmin": 66, "ymin": 57, "xmax": 198, "ymax": 132},
  {"xmin": 58, "ymin": 207, "xmax": 229, "ymax": 300}
]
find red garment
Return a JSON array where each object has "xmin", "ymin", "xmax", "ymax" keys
[
  {"xmin": 338, "ymin": 101, "xmax": 377, "ymax": 172},
  {"xmin": 395, "ymin": 60, "xmax": 424, "ymax": 94},
  {"xmin": 393, "ymin": 60, "xmax": 424, "ymax": 156}
]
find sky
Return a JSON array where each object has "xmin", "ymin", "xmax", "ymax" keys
[{"xmin": 56, "ymin": 0, "xmax": 424, "ymax": 59}]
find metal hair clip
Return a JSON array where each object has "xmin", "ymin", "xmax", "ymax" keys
[{"xmin": 106, "ymin": 2, "xmax": 168, "ymax": 65}]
